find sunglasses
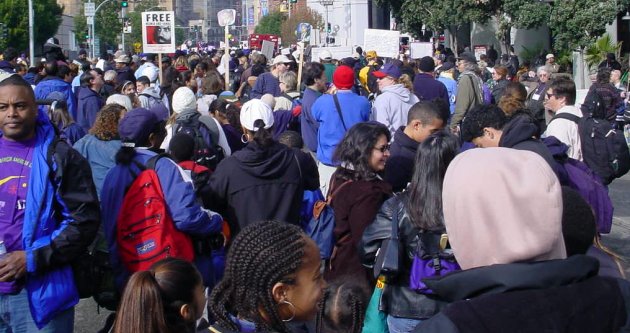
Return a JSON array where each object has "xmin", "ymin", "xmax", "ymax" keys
[{"xmin": 374, "ymin": 144, "xmax": 391, "ymax": 153}]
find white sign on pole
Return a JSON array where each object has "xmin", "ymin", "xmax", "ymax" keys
[
  {"xmin": 84, "ymin": 2, "xmax": 95, "ymax": 17},
  {"xmin": 409, "ymin": 42, "xmax": 432, "ymax": 59},
  {"xmin": 86, "ymin": 16, "xmax": 94, "ymax": 25},
  {"xmin": 363, "ymin": 29, "xmax": 400, "ymax": 59},
  {"xmin": 217, "ymin": 9, "xmax": 236, "ymax": 27},
  {"xmin": 141, "ymin": 11, "xmax": 176, "ymax": 54}
]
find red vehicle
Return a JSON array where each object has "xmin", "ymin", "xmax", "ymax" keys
[{"xmin": 248, "ymin": 34, "xmax": 281, "ymax": 51}]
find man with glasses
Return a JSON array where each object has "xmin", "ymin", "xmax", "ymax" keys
[
  {"xmin": 542, "ymin": 77, "xmax": 583, "ymax": 161},
  {"xmin": 250, "ymin": 54, "xmax": 293, "ymax": 99}
]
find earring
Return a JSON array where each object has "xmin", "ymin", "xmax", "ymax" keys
[
  {"xmin": 280, "ymin": 300, "xmax": 296, "ymax": 322},
  {"xmin": 241, "ymin": 133, "xmax": 249, "ymax": 144}
]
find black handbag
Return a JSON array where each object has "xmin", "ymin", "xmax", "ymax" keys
[{"xmin": 373, "ymin": 199, "xmax": 400, "ymax": 279}]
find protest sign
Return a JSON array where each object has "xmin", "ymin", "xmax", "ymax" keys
[{"xmin": 142, "ymin": 11, "xmax": 176, "ymax": 54}]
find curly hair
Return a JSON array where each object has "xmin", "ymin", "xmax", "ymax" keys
[
  {"xmin": 89, "ymin": 104, "xmax": 126, "ymax": 141},
  {"xmin": 333, "ymin": 122, "xmax": 391, "ymax": 181},
  {"xmin": 209, "ymin": 221, "xmax": 306, "ymax": 333}
]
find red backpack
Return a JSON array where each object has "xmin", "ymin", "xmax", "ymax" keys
[{"xmin": 116, "ymin": 155, "xmax": 195, "ymax": 272}]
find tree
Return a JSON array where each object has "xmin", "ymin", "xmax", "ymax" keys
[
  {"xmin": 0, "ymin": 0, "xmax": 62, "ymax": 52},
  {"xmin": 280, "ymin": 8, "xmax": 323, "ymax": 45},
  {"xmin": 585, "ymin": 34, "xmax": 622, "ymax": 69},
  {"xmin": 549, "ymin": 0, "xmax": 630, "ymax": 52},
  {"xmin": 74, "ymin": 0, "xmax": 123, "ymax": 53},
  {"xmin": 491, "ymin": 0, "xmax": 550, "ymax": 52},
  {"xmin": 255, "ymin": 11, "xmax": 284, "ymax": 35}
]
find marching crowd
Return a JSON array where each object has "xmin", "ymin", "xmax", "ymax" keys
[{"xmin": 1, "ymin": 37, "xmax": 630, "ymax": 333}]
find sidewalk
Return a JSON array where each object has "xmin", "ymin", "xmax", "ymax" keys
[{"xmin": 601, "ymin": 175, "xmax": 630, "ymax": 277}]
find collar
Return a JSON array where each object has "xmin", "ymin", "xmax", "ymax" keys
[{"xmin": 423, "ymin": 255, "xmax": 598, "ymax": 302}]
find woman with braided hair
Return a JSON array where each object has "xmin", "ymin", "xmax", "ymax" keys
[
  {"xmin": 316, "ymin": 279, "xmax": 370, "ymax": 333},
  {"xmin": 208, "ymin": 221, "xmax": 325, "ymax": 333}
]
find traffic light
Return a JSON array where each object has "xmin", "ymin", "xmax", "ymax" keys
[
  {"xmin": 290, "ymin": 0, "xmax": 297, "ymax": 3},
  {"xmin": 326, "ymin": 23, "xmax": 331, "ymax": 33},
  {"xmin": 121, "ymin": 0, "xmax": 128, "ymax": 7},
  {"xmin": 84, "ymin": 28, "xmax": 89, "ymax": 40}
]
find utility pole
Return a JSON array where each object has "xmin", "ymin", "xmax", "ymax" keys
[{"xmin": 28, "ymin": 0, "xmax": 34, "ymax": 67}]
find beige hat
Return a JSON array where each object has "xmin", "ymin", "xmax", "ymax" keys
[
  {"xmin": 272, "ymin": 54, "xmax": 294, "ymax": 66},
  {"xmin": 442, "ymin": 148, "xmax": 565, "ymax": 270},
  {"xmin": 115, "ymin": 55, "xmax": 130, "ymax": 63},
  {"xmin": 546, "ymin": 53, "xmax": 555, "ymax": 59}
]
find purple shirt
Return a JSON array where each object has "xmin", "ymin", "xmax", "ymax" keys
[{"xmin": 0, "ymin": 137, "xmax": 35, "ymax": 294}]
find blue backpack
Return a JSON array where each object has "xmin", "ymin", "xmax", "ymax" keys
[{"xmin": 306, "ymin": 180, "xmax": 352, "ymax": 259}]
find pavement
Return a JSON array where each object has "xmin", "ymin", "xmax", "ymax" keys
[{"xmin": 72, "ymin": 174, "xmax": 630, "ymax": 332}]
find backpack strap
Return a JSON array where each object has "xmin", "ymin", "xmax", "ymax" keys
[
  {"xmin": 326, "ymin": 178, "xmax": 353, "ymax": 204},
  {"xmin": 145, "ymin": 153, "xmax": 169, "ymax": 170},
  {"xmin": 198, "ymin": 115, "xmax": 221, "ymax": 146},
  {"xmin": 332, "ymin": 94, "xmax": 348, "ymax": 131},
  {"xmin": 550, "ymin": 112, "xmax": 581, "ymax": 124}
]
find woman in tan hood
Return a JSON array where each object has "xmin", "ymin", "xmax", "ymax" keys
[{"xmin": 411, "ymin": 148, "xmax": 630, "ymax": 333}]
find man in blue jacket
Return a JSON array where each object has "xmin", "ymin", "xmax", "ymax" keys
[
  {"xmin": 34, "ymin": 62, "xmax": 77, "ymax": 120},
  {"xmin": 313, "ymin": 65, "xmax": 370, "ymax": 194},
  {"xmin": 0, "ymin": 72, "xmax": 100, "ymax": 331},
  {"xmin": 300, "ymin": 62, "xmax": 327, "ymax": 155},
  {"xmin": 76, "ymin": 69, "xmax": 105, "ymax": 131}
]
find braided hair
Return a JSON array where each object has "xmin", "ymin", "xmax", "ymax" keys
[
  {"xmin": 316, "ymin": 279, "xmax": 369, "ymax": 333},
  {"xmin": 209, "ymin": 221, "xmax": 306, "ymax": 332}
]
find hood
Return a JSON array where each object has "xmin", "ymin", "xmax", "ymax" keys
[
  {"xmin": 0, "ymin": 60, "xmax": 14, "ymax": 71},
  {"xmin": 233, "ymin": 141, "xmax": 296, "ymax": 179},
  {"xmin": 39, "ymin": 77, "xmax": 71, "ymax": 90},
  {"xmin": 499, "ymin": 112, "xmax": 540, "ymax": 148},
  {"xmin": 442, "ymin": 148, "xmax": 565, "ymax": 270},
  {"xmin": 381, "ymin": 84, "xmax": 414, "ymax": 103},
  {"xmin": 77, "ymin": 86, "xmax": 99, "ymax": 100},
  {"xmin": 141, "ymin": 86, "xmax": 161, "ymax": 99}
]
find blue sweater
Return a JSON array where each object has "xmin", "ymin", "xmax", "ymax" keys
[
  {"xmin": 312, "ymin": 91, "xmax": 371, "ymax": 165},
  {"xmin": 300, "ymin": 87, "xmax": 322, "ymax": 152},
  {"xmin": 76, "ymin": 87, "xmax": 104, "ymax": 131}
]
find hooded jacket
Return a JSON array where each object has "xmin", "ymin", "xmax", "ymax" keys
[
  {"xmin": 372, "ymin": 84, "xmax": 420, "ymax": 137},
  {"xmin": 384, "ymin": 127, "xmax": 418, "ymax": 193},
  {"xmin": 34, "ymin": 76, "xmax": 77, "ymax": 121},
  {"xmin": 207, "ymin": 141, "xmax": 319, "ymax": 234},
  {"xmin": 76, "ymin": 86, "xmax": 104, "ymax": 131},
  {"xmin": 138, "ymin": 86, "xmax": 162, "ymax": 110},
  {"xmin": 8, "ymin": 110, "xmax": 100, "ymax": 328},
  {"xmin": 115, "ymin": 66, "xmax": 135, "ymax": 86},
  {"xmin": 499, "ymin": 112, "xmax": 556, "ymax": 169},
  {"xmin": 0, "ymin": 60, "xmax": 15, "ymax": 73},
  {"xmin": 412, "ymin": 256, "xmax": 630, "ymax": 333}
]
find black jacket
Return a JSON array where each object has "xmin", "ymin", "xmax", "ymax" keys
[
  {"xmin": 359, "ymin": 195, "xmax": 449, "ymax": 319},
  {"xmin": 384, "ymin": 127, "xmax": 418, "ymax": 193},
  {"xmin": 207, "ymin": 141, "xmax": 318, "ymax": 234},
  {"xmin": 412, "ymin": 255, "xmax": 630, "ymax": 333},
  {"xmin": 500, "ymin": 112, "xmax": 557, "ymax": 169}
]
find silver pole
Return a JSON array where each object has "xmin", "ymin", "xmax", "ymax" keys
[
  {"xmin": 28, "ymin": 0, "xmax": 34, "ymax": 67},
  {"xmin": 121, "ymin": 7, "xmax": 125, "ymax": 52}
]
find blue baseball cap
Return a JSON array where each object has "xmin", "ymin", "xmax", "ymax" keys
[{"xmin": 373, "ymin": 63, "xmax": 401, "ymax": 80}]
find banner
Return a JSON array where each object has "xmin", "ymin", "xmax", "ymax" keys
[
  {"xmin": 142, "ymin": 11, "xmax": 176, "ymax": 54},
  {"xmin": 363, "ymin": 29, "xmax": 400, "ymax": 59}
]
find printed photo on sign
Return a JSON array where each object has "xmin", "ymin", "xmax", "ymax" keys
[{"xmin": 146, "ymin": 25, "xmax": 172, "ymax": 44}]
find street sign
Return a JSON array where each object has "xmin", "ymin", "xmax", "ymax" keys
[
  {"xmin": 86, "ymin": 16, "xmax": 94, "ymax": 25},
  {"xmin": 84, "ymin": 2, "xmax": 95, "ymax": 17}
]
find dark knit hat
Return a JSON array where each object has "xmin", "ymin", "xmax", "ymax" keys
[
  {"xmin": 561, "ymin": 186, "xmax": 596, "ymax": 256},
  {"xmin": 418, "ymin": 56, "xmax": 436, "ymax": 72},
  {"xmin": 333, "ymin": 65, "xmax": 355, "ymax": 90}
]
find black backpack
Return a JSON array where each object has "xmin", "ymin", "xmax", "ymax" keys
[
  {"xmin": 173, "ymin": 114, "xmax": 225, "ymax": 171},
  {"xmin": 551, "ymin": 113, "xmax": 630, "ymax": 185}
]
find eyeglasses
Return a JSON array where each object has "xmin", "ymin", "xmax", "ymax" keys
[
  {"xmin": 373, "ymin": 144, "xmax": 391, "ymax": 153},
  {"xmin": 546, "ymin": 93, "xmax": 556, "ymax": 99}
]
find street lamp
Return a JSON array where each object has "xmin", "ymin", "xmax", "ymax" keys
[{"xmin": 320, "ymin": 0, "xmax": 333, "ymax": 47}]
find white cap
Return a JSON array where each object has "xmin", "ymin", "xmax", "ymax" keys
[
  {"xmin": 546, "ymin": 54, "xmax": 554, "ymax": 59},
  {"xmin": 172, "ymin": 87, "xmax": 197, "ymax": 114},
  {"xmin": 141, "ymin": 66, "xmax": 159, "ymax": 83},
  {"xmin": 115, "ymin": 55, "xmax": 130, "ymax": 63},
  {"xmin": 106, "ymin": 94, "xmax": 133, "ymax": 112},
  {"xmin": 319, "ymin": 49, "xmax": 332, "ymax": 60},
  {"xmin": 272, "ymin": 54, "xmax": 294, "ymax": 65},
  {"xmin": 240, "ymin": 99, "xmax": 274, "ymax": 131}
]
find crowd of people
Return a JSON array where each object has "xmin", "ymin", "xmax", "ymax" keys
[{"xmin": 0, "ymin": 37, "xmax": 629, "ymax": 333}]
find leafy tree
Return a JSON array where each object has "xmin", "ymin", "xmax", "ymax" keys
[
  {"xmin": 0, "ymin": 0, "xmax": 63, "ymax": 52},
  {"xmin": 585, "ymin": 34, "xmax": 622, "ymax": 69},
  {"xmin": 549, "ymin": 0, "xmax": 630, "ymax": 52},
  {"xmin": 74, "ymin": 0, "xmax": 123, "ymax": 53},
  {"xmin": 491, "ymin": 0, "xmax": 550, "ymax": 52},
  {"xmin": 280, "ymin": 7, "xmax": 323, "ymax": 45},
  {"xmin": 255, "ymin": 11, "xmax": 284, "ymax": 35}
]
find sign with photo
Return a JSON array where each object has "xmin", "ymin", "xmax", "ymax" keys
[{"xmin": 142, "ymin": 11, "xmax": 176, "ymax": 53}]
